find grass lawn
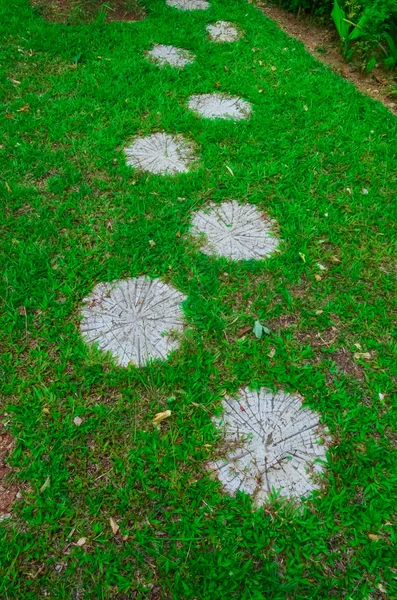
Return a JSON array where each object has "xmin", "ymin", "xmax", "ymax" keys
[{"xmin": 1, "ymin": 0, "xmax": 397, "ymax": 597}]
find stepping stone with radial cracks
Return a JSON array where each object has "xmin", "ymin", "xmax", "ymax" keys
[
  {"xmin": 166, "ymin": 0, "xmax": 209, "ymax": 10},
  {"xmin": 212, "ymin": 387, "xmax": 328, "ymax": 505},
  {"xmin": 190, "ymin": 201, "xmax": 278, "ymax": 260},
  {"xmin": 147, "ymin": 44, "xmax": 195, "ymax": 68},
  {"xmin": 80, "ymin": 277, "xmax": 187, "ymax": 368},
  {"xmin": 188, "ymin": 94, "xmax": 251, "ymax": 120},
  {"xmin": 124, "ymin": 133, "xmax": 198, "ymax": 175},
  {"xmin": 207, "ymin": 21, "xmax": 241, "ymax": 42}
]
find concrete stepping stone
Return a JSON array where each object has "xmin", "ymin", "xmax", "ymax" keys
[
  {"xmin": 166, "ymin": 0, "xmax": 209, "ymax": 10},
  {"xmin": 212, "ymin": 387, "xmax": 328, "ymax": 504},
  {"xmin": 80, "ymin": 277, "xmax": 186, "ymax": 367},
  {"xmin": 188, "ymin": 93, "xmax": 251, "ymax": 120},
  {"xmin": 147, "ymin": 44, "xmax": 195, "ymax": 68},
  {"xmin": 190, "ymin": 201, "xmax": 278, "ymax": 260},
  {"xmin": 207, "ymin": 21, "xmax": 241, "ymax": 42},
  {"xmin": 124, "ymin": 133, "xmax": 197, "ymax": 175}
]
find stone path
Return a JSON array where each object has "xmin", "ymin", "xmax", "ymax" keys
[
  {"xmin": 79, "ymin": 0, "xmax": 329, "ymax": 504},
  {"xmin": 213, "ymin": 388, "xmax": 327, "ymax": 504}
]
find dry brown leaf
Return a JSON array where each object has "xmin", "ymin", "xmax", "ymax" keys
[
  {"xmin": 75, "ymin": 537, "xmax": 86, "ymax": 547},
  {"xmin": 267, "ymin": 347, "xmax": 276, "ymax": 358},
  {"xmin": 152, "ymin": 410, "xmax": 171, "ymax": 427},
  {"xmin": 237, "ymin": 326, "xmax": 252, "ymax": 338},
  {"xmin": 225, "ymin": 165, "xmax": 234, "ymax": 177},
  {"xmin": 354, "ymin": 352, "xmax": 371, "ymax": 360},
  {"xmin": 368, "ymin": 533, "xmax": 380, "ymax": 541},
  {"xmin": 109, "ymin": 517, "xmax": 119, "ymax": 535},
  {"xmin": 331, "ymin": 255, "xmax": 341, "ymax": 263},
  {"xmin": 314, "ymin": 274, "xmax": 322, "ymax": 281},
  {"xmin": 16, "ymin": 104, "xmax": 30, "ymax": 113}
]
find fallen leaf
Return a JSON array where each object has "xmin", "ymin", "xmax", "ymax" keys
[
  {"xmin": 315, "ymin": 310, "xmax": 323, "ymax": 315},
  {"xmin": 331, "ymin": 256, "xmax": 340, "ymax": 263},
  {"xmin": 225, "ymin": 165, "xmax": 234, "ymax": 177},
  {"xmin": 268, "ymin": 347, "xmax": 276, "ymax": 358},
  {"xmin": 40, "ymin": 476, "xmax": 51, "ymax": 493},
  {"xmin": 354, "ymin": 352, "xmax": 371, "ymax": 360},
  {"xmin": 42, "ymin": 407, "xmax": 50, "ymax": 414},
  {"xmin": 73, "ymin": 416, "xmax": 83, "ymax": 427},
  {"xmin": 109, "ymin": 517, "xmax": 119, "ymax": 535},
  {"xmin": 253, "ymin": 321, "xmax": 271, "ymax": 339},
  {"xmin": 377, "ymin": 584, "xmax": 387, "ymax": 594},
  {"xmin": 153, "ymin": 410, "xmax": 171, "ymax": 427},
  {"xmin": 149, "ymin": 240, "xmax": 156, "ymax": 247},
  {"xmin": 75, "ymin": 537, "xmax": 86, "ymax": 547},
  {"xmin": 317, "ymin": 263, "xmax": 326, "ymax": 271},
  {"xmin": 353, "ymin": 342, "xmax": 362, "ymax": 349},
  {"xmin": 16, "ymin": 103, "xmax": 30, "ymax": 113},
  {"xmin": 237, "ymin": 326, "xmax": 252, "ymax": 338},
  {"xmin": 314, "ymin": 274, "xmax": 322, "ymax": 281},
  {"xmin": 368, "ymin": 533, "xmax": 380, "ymax": 541},
  {"xmin": 17, "ymin": 306, "xmax": 26, "ymax": 316}
]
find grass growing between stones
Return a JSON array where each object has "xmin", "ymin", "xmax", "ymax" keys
[{"xmin": 1, "ymin": 0, "xmax": 397, "ymax": 597}]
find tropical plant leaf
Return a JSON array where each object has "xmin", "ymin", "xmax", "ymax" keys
[{"xmin": 331, "ymin": 0, "xmax": 349, "ymax": 40}]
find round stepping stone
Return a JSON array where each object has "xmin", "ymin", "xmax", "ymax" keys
[
  {"xmin": 190, "ymin": 201, "xmax": 278, "ymax": 260},
  {"xmin": 80, "ymin": 277, "xmax": 187, "ymax": 367},
  {"xmin": 124, "ymin": 133, "xmax": 197, "ymax": 175},
  {"xmin": 212, "ymin": 388, "xmax": 327, "ymax": 504},
  {"xmin": 147, "ymin": 44, "xmax": 195, "ymax": 68},
  {"xmin": 166, "ymin": 0, "xmax": 209, "ymax": 9},
  {"xmin": 207, "ymin": 21, "xmax": 241, "ymax": 42},
  {"xmin": 188, "ymin": 94, "xmax": 251, "ymax": 120}
]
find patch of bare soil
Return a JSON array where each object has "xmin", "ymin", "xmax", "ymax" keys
[
  {"xmin": 296, "ymin": 328, "xmax": 366, "ymax": 379},
  {"xmin": 255, "ymin": 1, "xmax": 397, "ymax": 115},
  {"xmin": 0, "ymin": 417, "xmax": 20, "ymax": 517},
  {"xmin": 31, "ymin": 0, "xmax": 145, "ymax": 24}
]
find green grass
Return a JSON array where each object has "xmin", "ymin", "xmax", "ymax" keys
[{"xmin": 1, "ymin": 0, "xmax": 397, "ymax": 597}]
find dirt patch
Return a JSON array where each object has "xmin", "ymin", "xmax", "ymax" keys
[
  {"xmin": 296, "ymin": 326, "xmax": 338, "ymax": 348},
  {"xmin": 31, "ymin": 0, "xmax": 145, "ymax": 24},
  {"xmin": 0, "ymin": 417, "xmax": 20, "ymax": 517},
  {"xmin": 295, "ymin": 326, "xmax": 366, "ymax": 379},
  {"xmin": 268, "ymin": 313, "xmax": 299, "ymax": 332},
  {"xmin": 329, "ymin": 348, "xmax": 365, "ymax": 379},
  {"xmin": 255, "ymin": 1, "xmax": 397, "ymax": 115}
]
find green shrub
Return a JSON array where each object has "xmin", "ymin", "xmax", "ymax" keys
[{"xmin": 271, "ymin": 0, "xmax": 397, "ymax": 69}]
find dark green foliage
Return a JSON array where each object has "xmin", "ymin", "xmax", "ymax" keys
[{"xmin": 273, "ymin": 0, "xmax": 397, "ymax": 68}]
